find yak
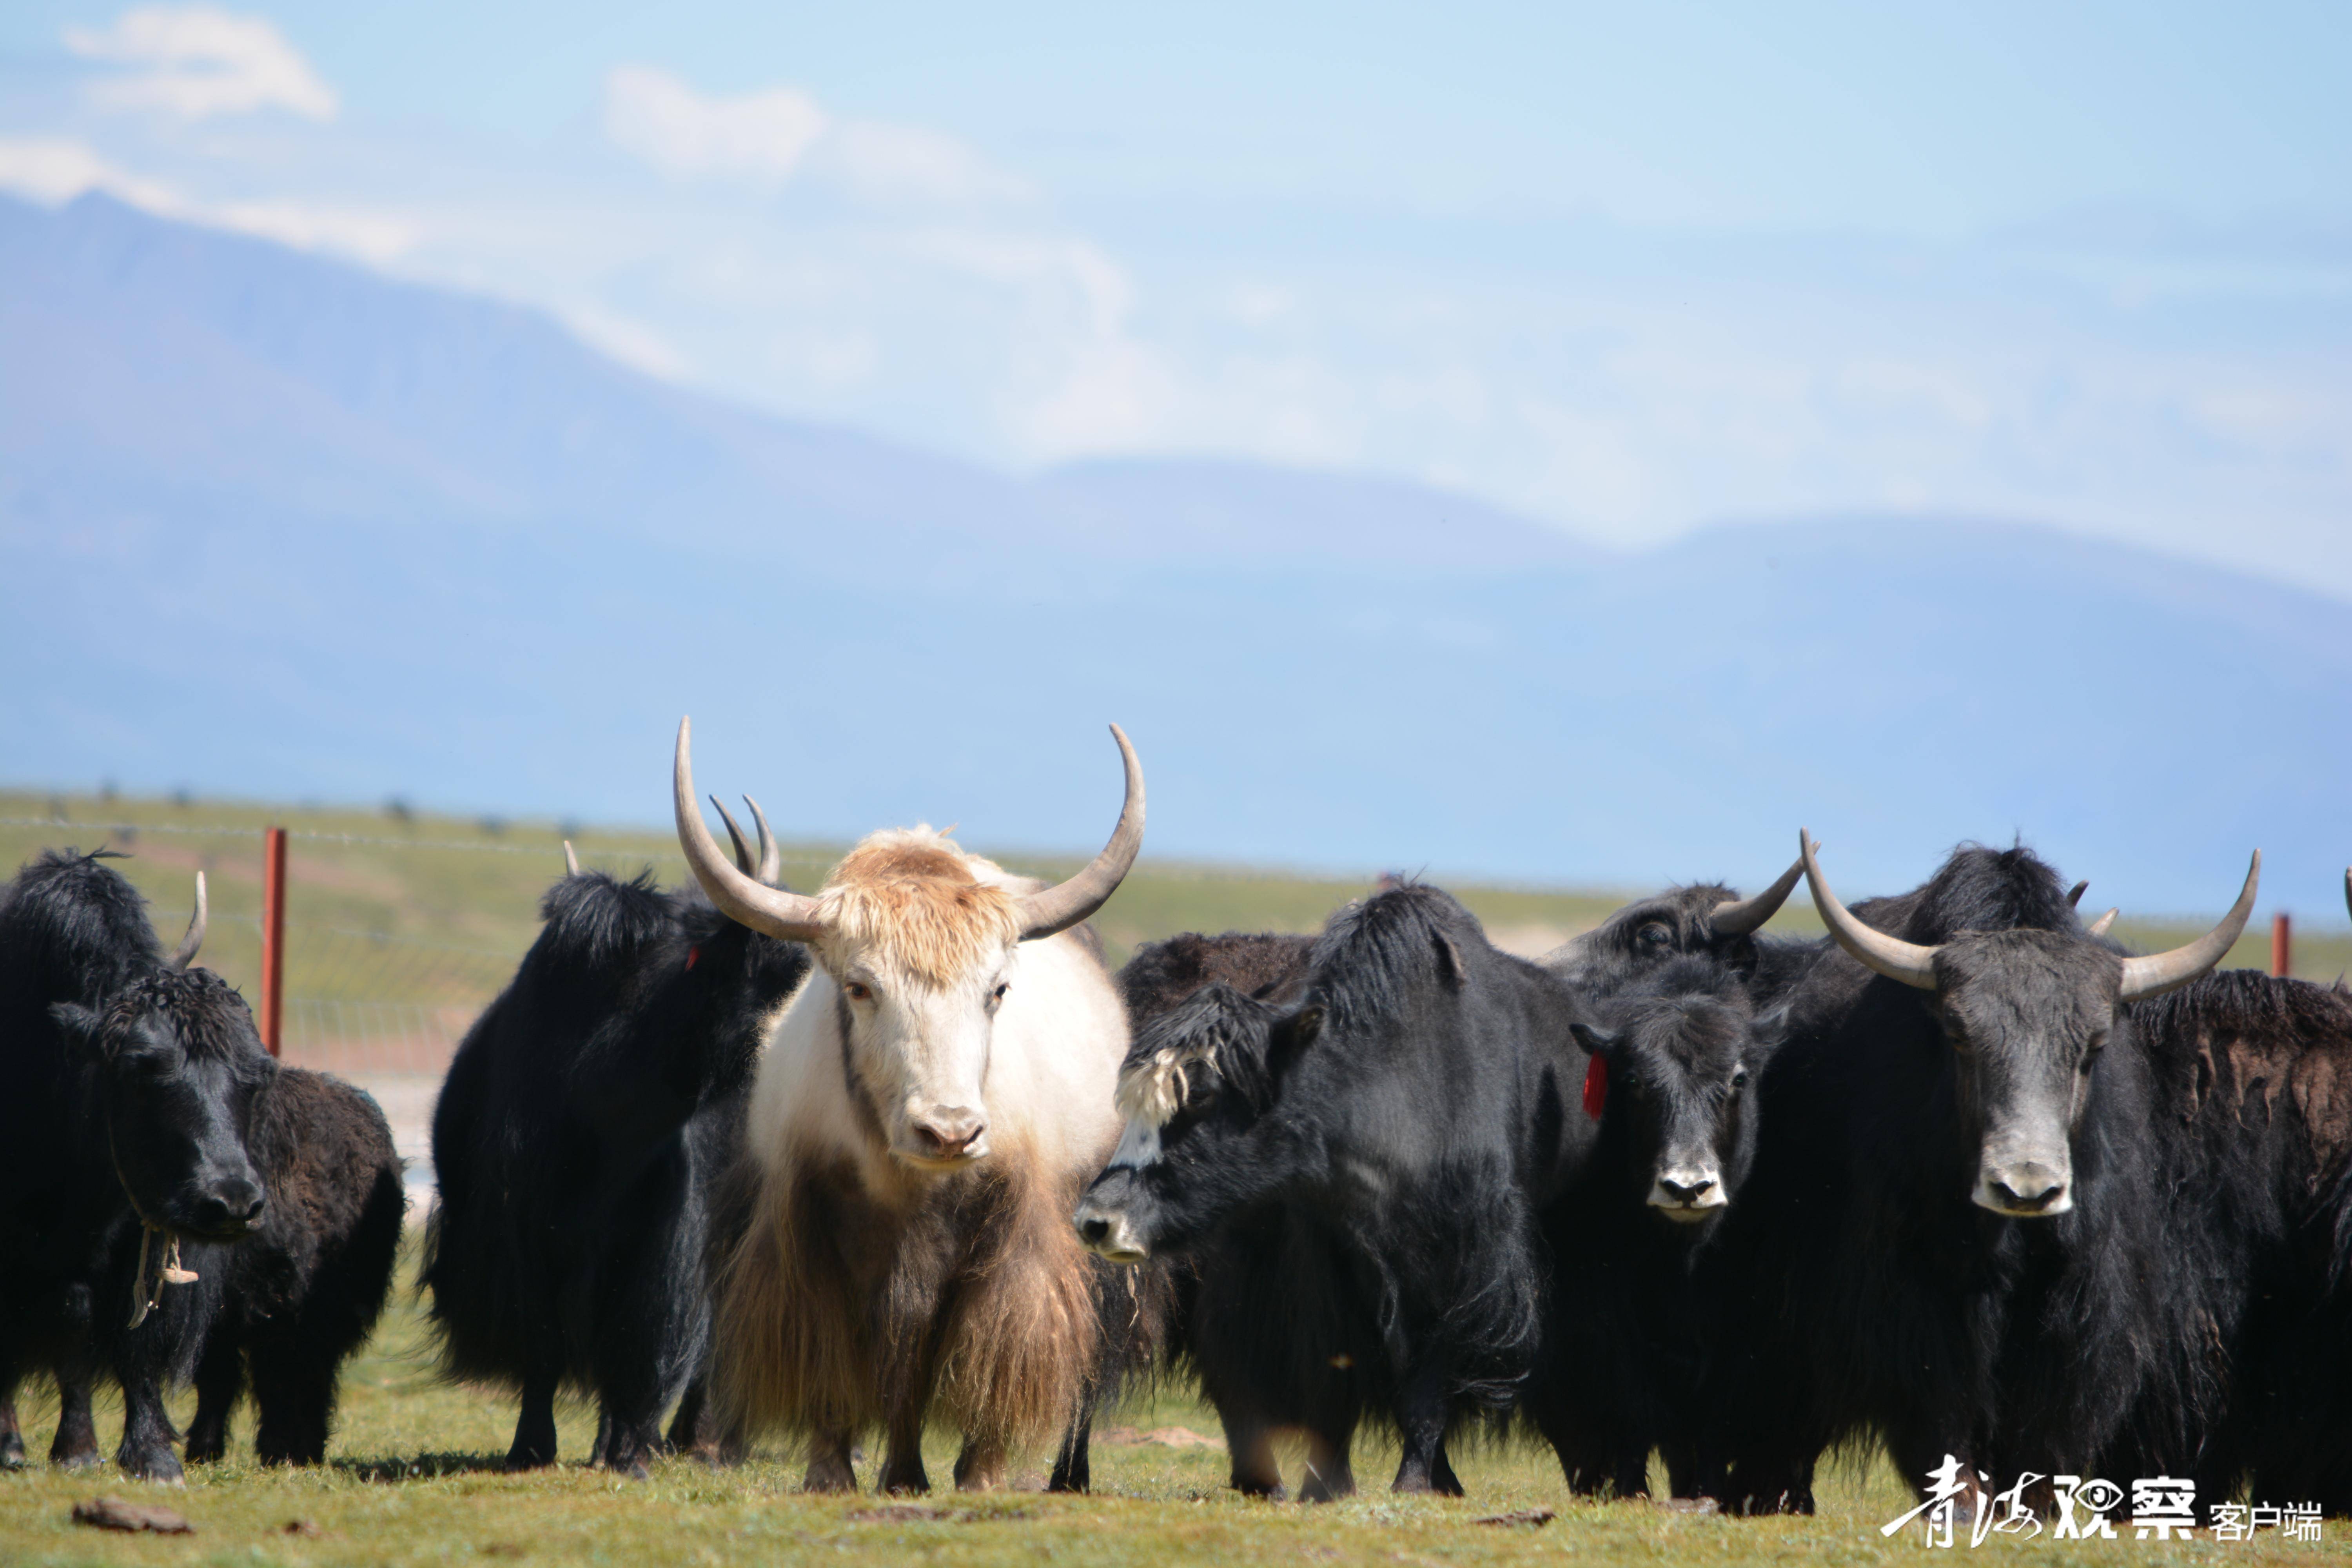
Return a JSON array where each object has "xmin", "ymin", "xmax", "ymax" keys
[
  {"xmin": 1699, "ymin": 835, "xmax": 2258, "ymax": 1513},
  {"xmin": 423, "ymin": 807, "xmax": 810, "ymax": 1476},
  {"xmin": 1522, "ymin": 956, "xmax": 1782, "ymax": 1498},
  {"xmin": 1075, "ymin": 882, "xmax": 1590, "ymax": 1494},
  {"xmin": 679, "ymin": 719, "xmax": 1152, "ymax": 1495},
  {"xmin": 0, "ymin": 852, "xmax": 272, "ymax": 1481},
  {"xmin": 183, "ymin": 1064, "xmax": 405, "ymax": 1466},
  {"xmin": 1083, "ymin": 865, "xmax": 1806, "ymax": 1500},
  {"xmin": 2109, "ymin": 955, "xmax": 2352, "ymax": 1512}
]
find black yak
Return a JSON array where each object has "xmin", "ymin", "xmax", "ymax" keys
[
  {"xmin": 423, "ymin": 806, "xmax": 811, "ymax": 1477},
  {"xmin": 1076, "ymin": 883, "xmax": 1590, "ymax": 1494},
  {"xmin": 1700, "ymin": 836, "xmax": 2258, "ymax": 1513},
  {"xmin": 1522, "ymin": 956, "xmax": 1782, "ymax": 1497},
  {"xmin": 183, "ymin": 1066, "xmax": 405, "ymax": 1466},
  {"xmin": 2108, "ymin": 962, "xmax": 2352, "ymax": 1512},
  {"xmin": 0, "ymin": 852, "xmax": 271, "ymax": 1480}
]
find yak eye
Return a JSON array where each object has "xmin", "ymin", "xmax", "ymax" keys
[
  {"xmin": 1637, "ymin": 922, "xmax": 1671, "ymax": 947},
  {"xmin": 844, "ymin": 982, "xmax": 873, "ymax": 1003},
  {"xmin": 994, "ymin": 983, "xmax": 1009, "ymax": 1001},
  {"xmin": 1731, "ymin": 1067, "xmax": 1749, "ymax": 1089}
]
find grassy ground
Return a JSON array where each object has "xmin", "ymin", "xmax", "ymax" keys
[{"xmin": 6, "ymin": 1244, "xmax": 2333, "ymax": 1566}]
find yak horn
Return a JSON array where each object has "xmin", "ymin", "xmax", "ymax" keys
[
  {"xmin": 1711, "ymin": 855, "xmax": 1807, "ymax": 936},
  {"xmin": 673, "ymin": 719, "xmax": 828, "ymax": 943},
  {"xmin": 1016, "ymin": 724, "xmax": 1146, "ymax": 941},
  {"xmin": 746, "ymin": 795, "xmax": 782, "ymax": 885},
  {"xmin": 166, "ymin": 872, "xmax": 207, "ymax": 970},
  {"xmin": 710, "ymin": 795, "xmax": 758, "ymax": 877},
  {"xmin": 563, "ymin": 840, "xmax": 580, "ymax": 877},
  {"xmin": 2087, "ymin": 908, "xmax": 2118, "ymax": 938},
  {"xmin": 2066, "ymin": 880, "xmax": 2088, "ymax": 909},
  {"xmin": 2118, "ymin": 851, "xmax": 2260, "ymax": 1002},
  {"xmin": 2343, "ymin": 867, "xmax": 2350, "ymax": 926},
  {"xmin": 1801, "ymin": 830, "xmax": 1940, "ymax": 990}
]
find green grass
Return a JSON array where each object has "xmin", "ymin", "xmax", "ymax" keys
[{"xmin": 7, "ymin": 1243, "xmax": 2333, "ymax": 1566}]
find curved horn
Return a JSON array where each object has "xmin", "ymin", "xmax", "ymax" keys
[
  {"xmin": 166, "ymin": 872, "xmax": 207, "ymax": 970},
  {"xmin": 2087, "ymin": 908, "xmax": 2118, "ymax": 938},
  {"xmin": 563, "ymin": 840, "xmax": 580, "ymax": 877},
  {"xmin": 674, "ymin": 719, "xmax": 828, "ymax": 942},
  {"xmin": 1711, "ymin": 854, "xmax": 1806, "ymax": 936},
  {"xmin": 1016, "ymin": 724, "xmax": 1146, "ymax": 941},
  {"xmin": 1801, "ymin": 830, "xmax": 1940, "ymax": 991},
  {"xmin": 2118, "ymin": 851, "xmax": 2260, "ymax": 1002},
  {"xmin": 2066, "ymin": 880, "xmax": 2088, "ymax": 909},
  {"xmin": 744, "ymin": 795, "xmax": 782, "ymax": 886},
  {"xmin": 710, "ymin": 795, "xmax": 757, "ymax": 877}
]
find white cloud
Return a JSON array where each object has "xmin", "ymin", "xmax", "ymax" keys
[
  {"xmin": 827, "ymin": 120, "xmax": 1031, "ymax": 205},
  {"xmin": 560, "ymin": 306, "xmax": 691, "ymax": 382},
  {"xmin": 0, "ymin": 136, "xmax": 413, "ymax": 264},
  {"xmin": 604, "ymin": 66, "xmax": 826, "ymax": 184},
  {"xmin": 0, "ymin": 135, "xmax": 183, "ymax": 211},
  {"xmin": 65, "ymin": 6, "xmax": 337, "ymax": 121}
]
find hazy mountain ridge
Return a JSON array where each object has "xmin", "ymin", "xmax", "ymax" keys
[{"xmin": 4, "ymin": 193, "xmax": 2346, "ymax": 918}]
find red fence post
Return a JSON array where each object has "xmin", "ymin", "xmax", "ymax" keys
[
  {"xmin": 2272, "ymin": 911, "xmax": 2292, "ymax": 980},
  {"xmin": 260, "ymin": 826, "xmax": 287, "ymax": 1057}
]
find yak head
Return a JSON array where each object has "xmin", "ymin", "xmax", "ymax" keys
[
  {"xmin": 1543, "ymin": 858, "xmax": 1805, "ymax": 991},
  {"xmin": 1074, "ymin": 981, "xmax": 1287, "ymax": 1260},
  {"xmin": 1571, "ymin": 958, "xmax": 1779, "ymax": 1224},
  {"xmin": 672, "ymin": 718, "xmax": 1142, "ymax": 1171},
  {"xmin": 1801, "ymin": 833, "xmax": 2258, "ymax": 1219},
  {"xmin": 47, "ymin": 876, "xmax": 276, "ymax": 1241}
]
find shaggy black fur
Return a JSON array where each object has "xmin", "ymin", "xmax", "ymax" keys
[
  {"xmin": 421, "ymin": 867, "xmax": 809, "ymax": 1476},
  {"xmin": 0, "ymin": 850, "xmax": 275, "ymax": 1481},
  {"xmin": 184, "ymin": 1067, "xmax": 405, "ymax": 1465},
  {"xmin": 1083, "ymin": 885, "xmax": 1591, "ymax": 1496},
  {"xmin": 2114, "ymin": 969, "xmax": 2352, "ymax": 1511},
  {"xmin": 1698, "ymin": 844, "xmax": 2201, "ymax": 1514},
  {"xmin": 1118, "ymin": 931, "xmax": 1317, "ymax": 1020},
  {"xmin": 1523, "ymin": 957, "xmax": 1781, "ymax": 1498}
]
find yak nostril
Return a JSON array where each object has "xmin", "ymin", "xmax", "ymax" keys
[
  {"xmin": 912, "ymin": 1111, "xmax": 985, "ymax": 1159},
  {"xmin": 1993, "ymin": 1177, "xmax": 2064, "ymax": 1210},
  {"xmin": 1078, "ymin": 1217, "xmax": 1111, "ymax": 1245},
  {"xmin": 1660, "ymin": 1174, "xmax": 1716, "ymax": 1201}
]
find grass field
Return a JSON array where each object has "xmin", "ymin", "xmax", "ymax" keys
[{"xmin": 3, "ymin": 1242, "xmax": 2334, "ymax": 1567}]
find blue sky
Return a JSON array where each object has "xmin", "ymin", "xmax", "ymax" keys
[{"xmin": 3, "ymin": 2, "xmax": 2347, "ymax": 589}]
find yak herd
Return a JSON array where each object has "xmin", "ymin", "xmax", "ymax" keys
[{"xmin": 5, "ymin": 718, "xmax": 2352, "ymax": 1525}]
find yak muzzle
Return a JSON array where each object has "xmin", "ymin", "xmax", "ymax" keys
[
  {"xmin": 1975, "ymin": 1157, "xmax": 2071, "ymax": 1217},
  {"xmin": 1648, "ymin": 1166, "xmax": 1727, "ymax": 1222},
  {"xmin": 899, "ymin": 1106, "xmax": 989, "ymax": 1167},
  {"xmin": 1073, "ymin": 1197, "xmax": 1149, "ymax": 1263}
]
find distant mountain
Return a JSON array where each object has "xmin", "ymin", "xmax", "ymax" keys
[{"xmin": 4, "ymin": 192, "xmax": 2347, "ymax": 920}]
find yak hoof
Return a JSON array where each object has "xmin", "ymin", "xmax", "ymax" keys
[
  {"xmin": 118, "ymin": 1448, "xmax": 185, "ymax": 1485},
  {"xmin": 803, "ymin": 1457, "xmax": 858, "ymax": 1493}
]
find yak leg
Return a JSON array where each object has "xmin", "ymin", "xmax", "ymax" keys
[
  {"xmin": 1388, "ymin": 1367, "xmax": 1459, "ymax": 1497},
  {"xmin": 51, "ymin": 1366, "xmax": 101, "ymax": 1469},
  {"xmin": 1299, "ymin": 1423, "xmax": 1359, "ymax": 1502},
  {"xmin": 1210, "ymin": 1401, "xmax": 1284, "ymax": 1498},
  {"xmin": 803, "ymin": 1428, "xmax": 859, "ymax": 1493},
  {"xmin": 114, "ymin": 1362, "xmax": 183, "ymax": 1483},
  {"xmin": 592, "ymin": 1394, "xmax": 662, "ymax": 1482},
  {"xmin": 183, "ymin": 1332, "xmax": 244, "ymax": 1464},
  {"xmin": 506, "ymin": 1370, "xmax": 559, "ymax": 1470},
  {"xmin": 0, "ymin": 1383, "xmax": 24, "ymax": 1470},
  {"xmin": 666, "ymin": 1376, "xmax": 737, "ymax": 1464},
  {"xmin": 951, "ymin": 1434, "xmax": 1007, "ymax": 1492},
  {"xmin": 1046, "ymin": 1401, "xmax": 1093, "ymax": 1494},
  {"xmin": 248, "ymin": 1330, "xmax": 337, "ymax": 1466},
  {"xmin": 877, "ymin": 1401, "xmax": 932, "ymax": 1495}
]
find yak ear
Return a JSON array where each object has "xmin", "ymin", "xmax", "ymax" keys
[
  {"xmin": 1432, "ymin": 931, "xmax": 1466, "ymax": 991},
  {"xmin": 1266, "ymin": 1004, "xmax": 1323, "ymax": 1081},
  {"xmin": 1753, "ymin": 1005, "xmax": 1793, "ymax": 1049},
  {"xmin": 1569, "ymin": 1020, "xmax": 1619, "ymax": 1056},
  {"xmin": 48, "ymin": 1001, "xmax": 102, "ymax": 1049}
]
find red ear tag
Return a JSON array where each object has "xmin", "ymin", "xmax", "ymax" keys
[
  {"xmin": 685, "ymin": 946, "xmax": 701, "ymax": 971},
  {"xmin": 1583, "ymin": 1053, "xmax": 1608, "ymax": 1120}
]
